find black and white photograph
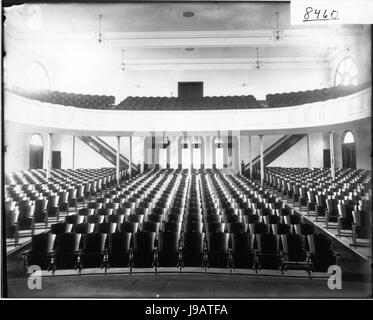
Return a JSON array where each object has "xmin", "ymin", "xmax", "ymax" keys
[{"xmin": 1, "ymin": 0, "xmax": 372, "ymax": 300}]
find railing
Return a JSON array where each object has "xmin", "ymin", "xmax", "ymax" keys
[{"xmin": 4, "ymin": 87, "xmax": 371, "ymax": 134}]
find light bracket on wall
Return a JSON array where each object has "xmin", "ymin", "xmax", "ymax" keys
[
  {"xmin": 97, "ymin": 14, "xmax": 106, "ymax": 45},
  {"xmin": 121, "ymin": 49, "xmax": 126, "ymax": 71},
  {"xmin": 255, "ymin": 48, "xmax": 263, "ymax": 70},
  {"xmin": 270, "ymin": 11, "xmax": 284, "ymax": 42}
]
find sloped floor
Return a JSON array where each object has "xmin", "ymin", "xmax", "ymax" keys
[{"xmin": 5, "ymin": 272, "xmax": 371, "ymax": 298}]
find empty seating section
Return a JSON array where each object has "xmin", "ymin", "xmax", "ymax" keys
[
  {"xmin": 8, "ymin": 82, "xmax": 369, "ymax": 110},
  {"xmin": 116, "ymin": 95, "xmax": 261, "ymax": 110},
  {"xmin": 266, "ymin": 81, "xmax": 371, "ymax": 108},
  {"xmin": 9, "ymin": 86, "xmax": 115, "ymax": 109},
  {"xmin": 262, "ymin": 167, "xmax": 372, "ymax": 250},
  {"xmin": 5, "ymin": 168, "xmax": 124, "ymax": 247},
  {"xmin": 20, "ymin": 169, "xmax": 342, "ymax": 276}
]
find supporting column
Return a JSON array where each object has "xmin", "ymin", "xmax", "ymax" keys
[
  {"xmin": 248, "ymin": 135, "xmax": 253, "ymax": 180},
  {"xmin": 116, "ymin": 136, "xmax": 120, "ymax": 184},
  {"xmin": 72, "ymin": 135, "xmax": 76, "ymax": 170},
  {"xmin": 329, "ymin": 131, "xmax": 335, "ymax": 179},
  {"xmin": 46, "ymin": 133, "xmax": 52, "ymax": 179},
  {"xmin": 129, "ymin": 135, "xmax": 133, "ymax": 178},
  {"xmin": 205, "ymin": 136, "xmax": 210, "ymax": 169},
  {"xmin": 259, "ymin": 135, "xmax": 264, "ymax": 186},
  {"xmin": 237, "ymin": 132, "xmax": 241, "ymax": 174},
  {"xmin": 151, "ymin": 132, "xmax": 155, "ymax": 169},
  {"xmin": 190, "ymin": 136, "xmax": 193, "ymax": 170},
  {"xmin": 306, "ymin": 133, "xmax": 311, "ymax": 168}
]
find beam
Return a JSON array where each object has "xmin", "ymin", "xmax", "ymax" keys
[
  {"xmin": 259, "ymin": 135, "xmax": 264, "ymax": 186},
  {"xmin": 329, "ymin": 131, "xmax": 335, "ymax": 179}
]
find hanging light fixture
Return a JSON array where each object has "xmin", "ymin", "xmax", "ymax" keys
[
  {"xmin": 270, "ymin": 11, "xmax": 283, "ymax": 42},
  {"xmin": 97, "ymin": 14, "xmax": 104, "ymax": 44},
  {"xmin": 255, "ymin": 48, "xmax": 262, "ymax": 70},
  {"xmin": 121, "ymin": 49, "xmax": 126, "ymax": 71}
]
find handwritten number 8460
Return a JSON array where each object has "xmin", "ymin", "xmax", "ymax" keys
[{"xmin": 304, "ymin": 7, "xmax": 339, "ymax": 21}]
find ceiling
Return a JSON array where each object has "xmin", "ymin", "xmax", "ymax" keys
[{"xmin": 4, "ymin": 2, "xmax": 369, "ymax": 67}]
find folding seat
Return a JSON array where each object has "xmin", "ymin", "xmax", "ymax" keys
[
  {"xmin": 87, "ymin": 201, "xmax": 102, "ymax": 211},
  {"xmin": 119, "ymin": 222, "xmax": 139, "ymax": 234},
  {"xmin": 206, "ymin": 232, "xmax": 231, "ymax": 270},
  {"xmin": 325, "ymin": 198, "xmax": 339, "ymax": 229},
  {"xmin": 47, "ymin": 194, "xmax": 60, "ymax": 224},
  {"xmin": 231, "ymin": 232, "xmax": 254, "ymax": 269},
  {"xmin": 146, "ymin": 213, "xmax": 163, "ymax": 224},
  {"xmin": 73, "ymin": 222, "xmax": 95, "ymax": 235},
  {"xmin": 351, "ymin": 210, "xmax": 371, "ymax": 248},
  {"xmin": 180, "ymin": 232, "xmax": 205, "ymax": 268},
  {"xmin": 278, "ymin": 224, "xmax": 313, "ymax": 275},
  {"xmin": 205, "ymin": 214, "xmax": 222, "ymax": 224},
  {"xmin": 262, "ymin": 215, "xmax": 281, "ymax": 234},
  {"xmin": 335, "ymin": 203, "xmax": 353, "ymax": 236},
  {"xmin": 185, "ymin": 214, "xmax": 202, "ymax": 224},
  {"xmin": 68, "ymin": 187, "xmax": 78, "ymax": 211},
  {"xmin": 125, "ymin": 214, "xmax": 144, "ymax": 224},
  {"xmin": 97, "ymin": 207, "xmax": 113, "ymax": 216},
  {"xmin": 133, "ymin": 231, "xmax": 157, "ymax": 269},
  {"xmin": 18, "ymin": 201, "xmax": 36, "ymax": 235},
  {"xmin": 80, "ymin": 233, "xmax": 108, "ymax": 271},
  {"xmin": 162, "ymin": 221, "xmax": 182, "ymax": 234},
  {"xmin": 253, "ymin": 223, "xmax": 281, "ymax": 272},
  {"xmin": 315, "ymin": 194, "xmax": 327, "ymax": 221},
  {"xmin": 58, "ymin": 190, "xmax": 70, "ymax": 213},
  {"xmin": 108, "ymin": 232, "xmax": 133, "ymax": 269},
  {"xmin": 5, "ymin": 205, "xmax": 20, "ymax": 244},
  {"xmin": 312, "ymin": 233, "xmax": 338, "ymax": 272},
  {"xmin": 141, "ymin": 221, "xmax": 160, "ymax": 235},
  {"xmin": 135, "ymin": 207, "xmax": 149, "ymax": 216},
  {"xmin": 243, "ymin": 214, "xmax": 260, "ymax": 233},
  {"xmin": 95, "ymin": 222, "xmax": 118, "ymax": 234},
  {"xmin": 306, "ymin": 190, "xmax": 317, "ymax": 215},
  {"xmin": 283, "ymin": 214, "xmax": 302, "ymax": 234},
  {"xmin": 157, "ymin": 231, "xmax": 182, "ymax": 269},
  {"xmin": 65, "ymin": 214, "xmax": 85, "ymax": 225},
  {"xmin": 51, "ymin": 222, "xmax": 73, "ymax": 234},
  {"xmin": 22, "ymin": 232, "xmax": 56, "ymax": 272},
  {"xmin": 51, "ymin": 233, "xmax": 82, "ymax": 271},
  {"xmin": 226, "ymin": 222, "xmax": 247, "ymax": 234},
  {"xmin": 77, "ymin": 207, "xmax": 95, "ymax": 217},
  {"xmin": 34, "ymin": 198, "xmax": 49, "ymax": 225}
]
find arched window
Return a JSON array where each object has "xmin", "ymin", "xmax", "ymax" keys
[
  {"xmin": 24, "ymin": 61, "xmax": 50, "ymax": 91},
  {"xmin": 334, "ymin": 57, "xmax": 359, "ymax": 86},
  {"xmin": 343, "ymin": 131, "xmax": 355, "ymax": 144},
  {"xmin": 342, "ymin": 131, "xmax": 356, "ymax": 169},
  {"xmin": 30, "ymin": 134, "xmax": 44, "ymax": 146},
  {"xmin": 29, "ymin": 134, "xmax": 44, "ymax": 169}
]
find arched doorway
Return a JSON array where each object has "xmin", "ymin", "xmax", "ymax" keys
[
  {"xmin": 342, "ymin": 131, "xmax": 356, "ymax": 169},
  {"xmin": 29, "ymin": 134, "xmax": 44, "ymax": 169}
]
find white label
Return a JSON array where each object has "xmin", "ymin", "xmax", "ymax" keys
[{"xmin": 291, "ymin": 0, "xmax": 373, "ymax": 24}]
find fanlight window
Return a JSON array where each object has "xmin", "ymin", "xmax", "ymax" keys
[
  {"xmin": 24, "ymin": 61, "xmax": 50, "ymax": 91},
  {"xmin": 334, "ymin": 57, "xmax": 358, "ymax": 86},
  {"xmin": 343, "ymin": 131, "xmax": 355, "ymax": 144},
  {"xmin": 30, "ymin": 134, "xmax": 44, "ymax": 147}
]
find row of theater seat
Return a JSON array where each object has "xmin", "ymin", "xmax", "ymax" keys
[
  {"xmin": 9, "ymin": 86, "xmax": 115, "ymax": 109},
  {"xmin": 5, "ymin": 168, "xmax": 128, "ymax": 246},
  {"xmin": 260, "ymin": 167, "xmax": 372, "ymax": 248},
  {"xmin": 115, "ymin": 95, "xmax": 261, "ymax": 110},
  {"xmin": 266, "ymin": 82, "xmax": 371, "ymax": 108},
  {"xmin": 22, "ymin": 169, "xmax": 339, "ymax": 275}
]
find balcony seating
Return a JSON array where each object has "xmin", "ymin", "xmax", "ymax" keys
[{"xmin": 266, "ymin": 82, "xmax": 371, "ymax": 108}]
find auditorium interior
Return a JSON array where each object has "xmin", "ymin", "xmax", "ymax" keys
[{"xmin": 2, "ymin": 2, "xmax": 372, "ymax": 298}]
